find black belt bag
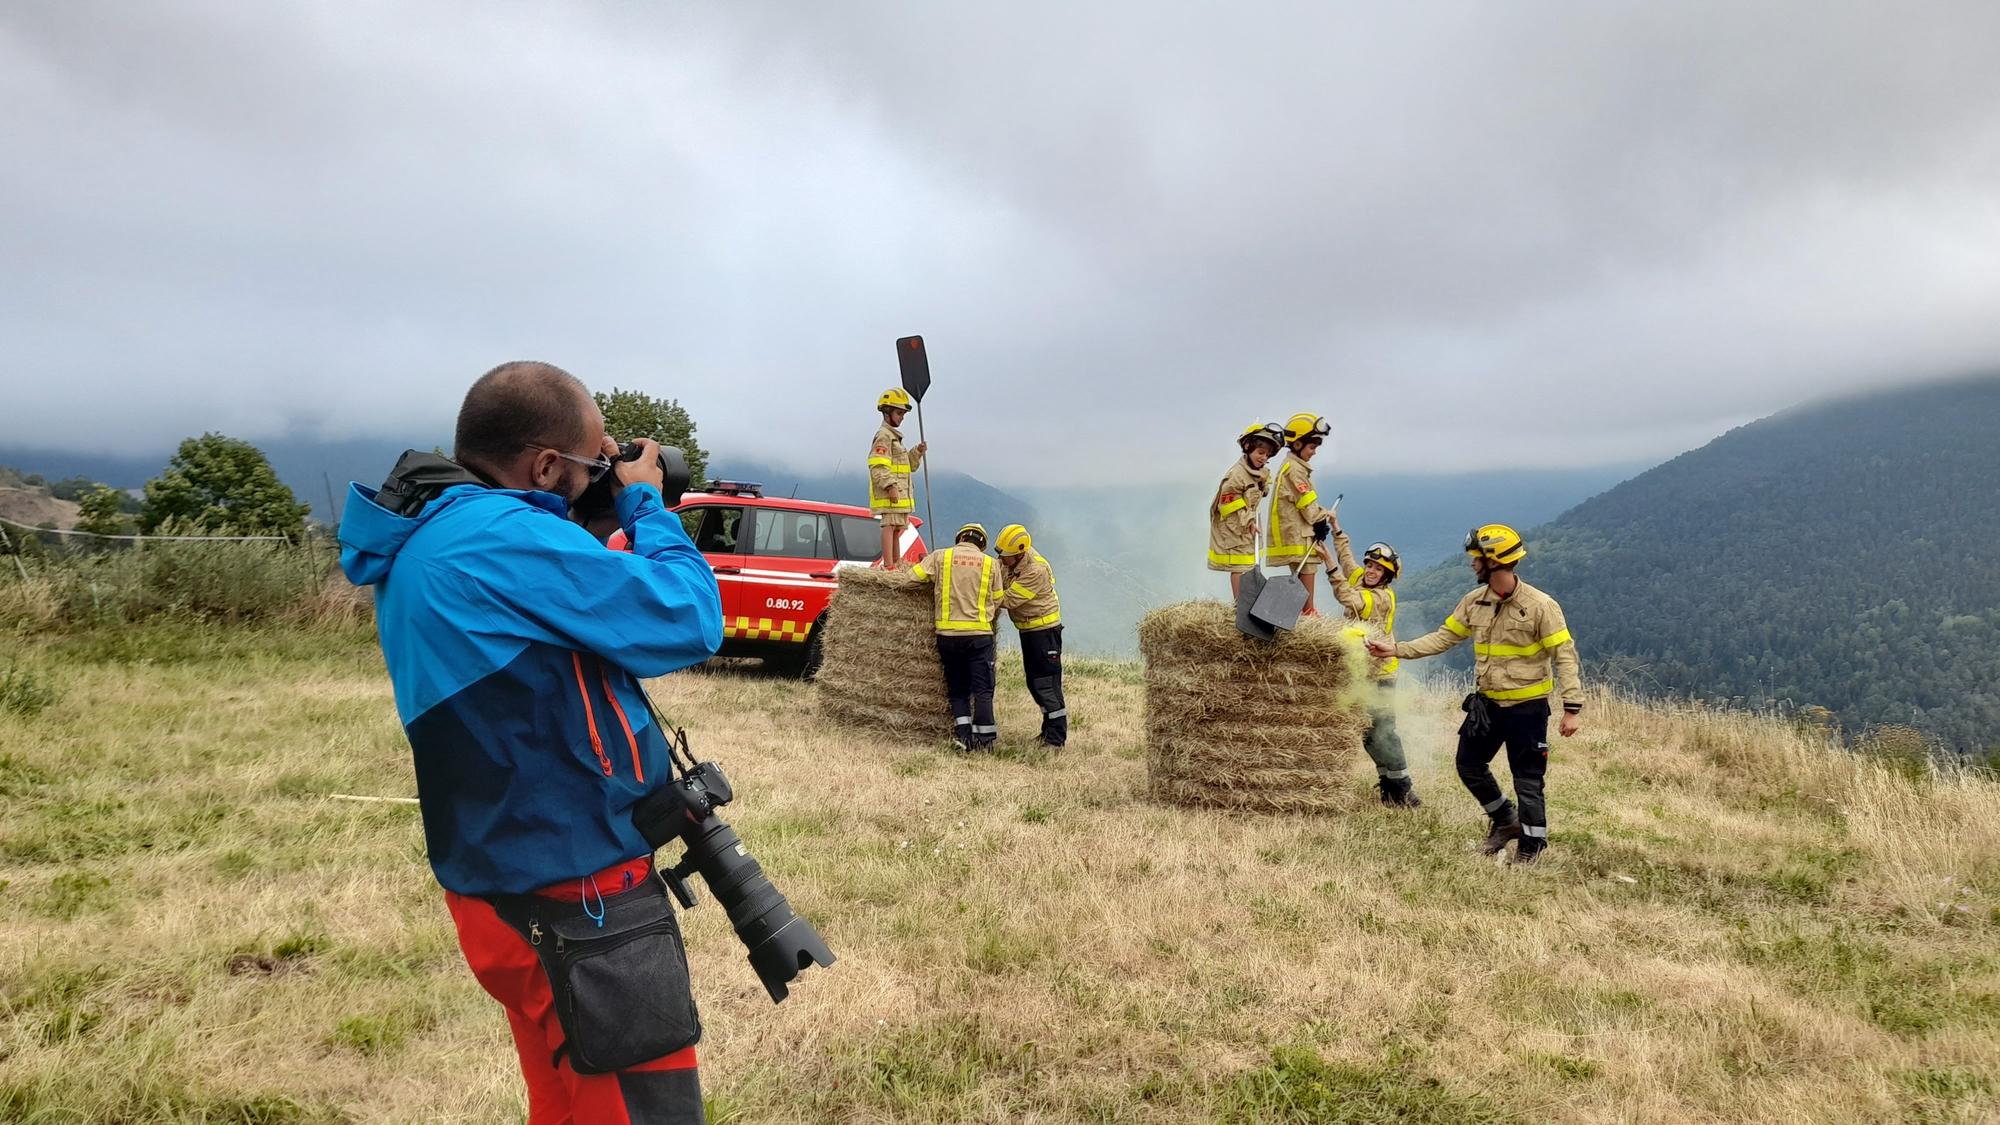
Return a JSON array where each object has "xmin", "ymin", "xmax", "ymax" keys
[{"xmin": 489, "ymin": 872, "xmax": 702, "ymax": 1075}]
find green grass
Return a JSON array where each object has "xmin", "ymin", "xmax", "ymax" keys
[
  {"xmin": 1, "ymin": 619, "xmax": 1997, "ymax": 1122},
  {"xmin": 0, "ymin": 663, "xmax": 60, "ymax": 717},
  {"xmin": 1213, "ymin": 1043, "xmax": 1509, "ymax": 1124}
]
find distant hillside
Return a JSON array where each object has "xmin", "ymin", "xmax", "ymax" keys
[
  {"xmin": 0, "ymin": 488, "xmax": 80, "ymax": 532},
  {"xmin": 3, "ymin": 439, "xmax": 1635, "ymax": 657},
  {"xmin": 0, "ymin": 438, "xmax": 431, "ymax": 525},
  {"xmin": 1010, "ymin": 464, "xmax": 1639, "ymax": 657},
  {"xmin": 1398, "ymin": 374, "xmax": 2000, "ymax": 754}
]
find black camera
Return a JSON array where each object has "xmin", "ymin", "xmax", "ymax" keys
[
  {"xmin": 632, "ymin": 737, "xmax": 836, "ymax": 1004},
  {"xmin": 573, "ymin": 441, "xmax": 693, "ymax": 525}
]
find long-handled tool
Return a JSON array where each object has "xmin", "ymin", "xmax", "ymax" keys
[
  {"xmin": 1235, "ymin": 520, "xmax": 1276, "ymax": 641},
  {"xmin": 895, "ymin": 335, "xmax": 937, "ymax": 541},
  {"xmin": 1247, "ymin": 493, "xmax": 1341, "ymax": 635}
]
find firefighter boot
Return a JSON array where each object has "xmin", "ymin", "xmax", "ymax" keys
[
  {"xmin": 1511, "ymin": 836, "xmax": 1548, "ymax": 865},
  {"xmin": 1479, "ymin": 811, "xmax": 1521, "ymax": 855},
  {"xmin": 1377, "ymin": 776, "xmax": 1423, "ymax": 808}
]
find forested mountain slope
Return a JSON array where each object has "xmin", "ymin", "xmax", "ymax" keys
[{"xmin": 1398, "ymin": 374, "xmax": 2000, "ymax": 754}]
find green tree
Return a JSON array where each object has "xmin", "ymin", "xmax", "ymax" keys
[
  {"xmin": 594, "ymin": 388, "xmax": 708, "ymax": 487},
  {"xmin": 48, "ymin": 477, "xmax": 100, "ymax": 502},
  {"xmin": 75, "ymin": 484, "xmax": 132, "ymax": 537},
  {"xmin": 140, "ymin": 434, "xmax": 310, "ymax": 538}
]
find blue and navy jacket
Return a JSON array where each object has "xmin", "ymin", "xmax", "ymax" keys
[{"xmin": 339, "ymin": 472, "xmax": 722, "ymax": 896}]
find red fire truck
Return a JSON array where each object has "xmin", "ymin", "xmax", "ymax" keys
[{"xmin": 618, "ymin": 481, "xmax": 927, "ymax": 677}]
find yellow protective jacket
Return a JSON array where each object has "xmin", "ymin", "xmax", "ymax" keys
[
  {"xmin": 1207, "ymin": 457, "xmax": 1268, "ymax": 571},
  {"xmin": 1264, "ymin": 454, "xmax": 1332, "ymax": 563},
  {"xmin": 910, "ymin": 543, "xmax": 1003, "ymax": 636},
  {"xmin": 1001, "ymin": 552, "xmax": 1061, "ymax": 632},
  {"xmin": 1329, "ymin": 531, "xmax": 1398, "ymax": 679},
  {"xmin": 867, "ymin": 423, "xmax": 924, "ymax": 515},
  {"xmin": 1397, "ymin": 579, "xmax": 1584, "ymax": 710}
]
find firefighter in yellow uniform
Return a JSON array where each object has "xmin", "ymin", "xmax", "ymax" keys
[
  {"xmin": 1210, "ymin": 422, "xmax": 1283, "ymax": 599},
  {"xmin": 1264, "ymin": 412, "xmax": 1336, "ymax": 614},
  {"xmin": 995, "ymin": 524, "xmax": 1066, "ymax": 748},
  {"xmin": 1326, "ymin": 522, "xmax": 1420, "ymax": 807},
  {"xmin": 868, "ymin": 388, "xmax": 928, "ymax": 566},
  {"xmin": 1371, "ymin": 524, "xmax": 1583, "ymax": 864},
  {"xmin": 911, "ymin": 523, "xmax": 1006, "ymax": 750}
]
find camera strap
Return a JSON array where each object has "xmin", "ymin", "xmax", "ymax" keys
[{"xmin": 633, "ymin": 683, "xmax": 699, "ymax": 782}]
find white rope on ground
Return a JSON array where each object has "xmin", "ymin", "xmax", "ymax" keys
[
  {"xmin": 0, "ymin": 514, "xmax": 292, "ymax": 542},
  {"xmin": 331, "ymin": 794, "xmax": 421, "ymax": 805}
]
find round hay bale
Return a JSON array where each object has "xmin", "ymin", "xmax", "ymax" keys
[
  {"xmin": 815, "ymin": 565, "xmax": 951, "ymax": 740},
  {"xmin": 1139, "ymin": 600, "xmax": 1371, "ymax": 812}
]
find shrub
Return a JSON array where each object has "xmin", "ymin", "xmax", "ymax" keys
[{"xmin": 0, "ymin": 663, "xmax": 59, "ymax": 717}]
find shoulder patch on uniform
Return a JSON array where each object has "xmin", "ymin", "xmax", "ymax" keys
[{"xmin": 1295, "ymin": 477, "xmax": 1309, "ymax": 492}]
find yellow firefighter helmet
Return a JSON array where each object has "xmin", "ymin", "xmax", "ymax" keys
[
  {"xmin": 1363, "ymin": 541, "xmax": 1402, "ymax": 580},
  {"xmin": 995, "ymin": 524, "xmax": 1032, "ymax": 557},
  {"xmin": 877, "ymin": 387, "xmax": 913, "ymax": 412},
  {"xmin": 1238, "ymin": 422, "xmax": 1284, "ymax": 454},
  {"xmin": 955, "ymin": 522, "xmax": 988, "ymax": 549},
  {"xmin": 1283, "ymin": 412, "xmax": 1331, "ymax": 447},
  {"xmin": 1464, "ymin": 523, "xmax": 1527, "ymax": 566}
]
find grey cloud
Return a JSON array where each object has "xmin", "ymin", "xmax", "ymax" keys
[{"xmin": 3, "ymin": 1, "xmax": 1997, "ymax": 483}]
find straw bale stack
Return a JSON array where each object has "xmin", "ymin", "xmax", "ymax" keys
[
  {"xmin": 1139, "ymin": 601, "xmax": 1371, "ymax": 812},
  {"xmin": 815, "ymin": 565, "xmax": 951, "ymax": 739}
]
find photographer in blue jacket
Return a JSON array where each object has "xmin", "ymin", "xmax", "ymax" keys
[{"xmin": 340, "ymin": 360, "xmax": 722, "ymax": 1123}]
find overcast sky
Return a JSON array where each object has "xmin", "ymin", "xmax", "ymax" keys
[{"xmin": 4, "ymin": 2, "xmax": 1998, "ymax": 484}]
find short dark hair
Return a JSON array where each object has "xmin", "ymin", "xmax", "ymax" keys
[{"xmin": 454, "ymin": 362, "xmax": 592, "ymax": 474}]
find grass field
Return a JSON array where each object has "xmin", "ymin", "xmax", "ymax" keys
[{"xmin": 2, "ymin": 623, "xmax": 1998, "ymax": 1123}]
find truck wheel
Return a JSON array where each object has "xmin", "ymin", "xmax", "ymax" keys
[{"xmin": 798, "ymin": 616, "xmax": 827, "ymax": 682}]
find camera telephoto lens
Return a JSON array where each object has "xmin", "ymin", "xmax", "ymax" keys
[{"xmin": 675, "ymin": 815, "xmax": 836, "ymax": 1003}]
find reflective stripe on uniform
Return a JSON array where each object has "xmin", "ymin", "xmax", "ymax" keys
[
  {"xmin": 1475, "ymin": 627, "xmax": 1571, "ymax": 658},
  {"xmin": 1045, "ymin": 708, "xmax": 1067, "ymax": 718},
  {"xmin": 1476, "ymin": 641, "xmax": 1547, "ymax": 658},
  {"xmin": 1208, "ymin": 548, "xmax": 1257, "ymax": 566},
  {"xmin": 866, "ymin": 456, "xmax": 892, "ymax": 468},
  {"xmin": 1294, "ymin": 489, "xmax": 1318, "ymax": 510},
  {"xmin": 1444, "ymin": 615, "xmax": 1471, "ymax": 637},
  {"xmin": 1266, "ymin": 461, "xmax": 1292, "ymax": 553},
  {"xmin": 935, "ymin": 550, "xmax": 994, "ymax": 632},
  {"xmin": 1007, "ymin": 582, "xmax": 1036, "ymax": 601},
  {"xmin": 1217, "ymin": 497, "xmax": 1246, "ymax": 517},
  {"xmin": 1019, "ymin": 610, "xmax": 1062, "ymax": 630},
  {"xmin": 1483, "ymin": 679, "xmax": 1554, "ymax": 701}
]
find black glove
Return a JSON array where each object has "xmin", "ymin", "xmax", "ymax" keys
[{"xmin": 1313, "ymin": 518, "xmax": 1331, "ymax": 542}]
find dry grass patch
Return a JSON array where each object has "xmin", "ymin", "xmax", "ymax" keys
[{"xmin": 1, "ymin": 624, "xmax": 1996, "ymax": 1123}]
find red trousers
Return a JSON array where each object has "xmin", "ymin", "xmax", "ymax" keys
[{"xmin": 445, "ymin": 858, "xmax": 703, "ymax": 1124}]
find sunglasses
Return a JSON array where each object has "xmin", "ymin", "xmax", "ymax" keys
[{"xmin": 531, "ymin": 445, "xmax": 614, "ymax": 482}]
